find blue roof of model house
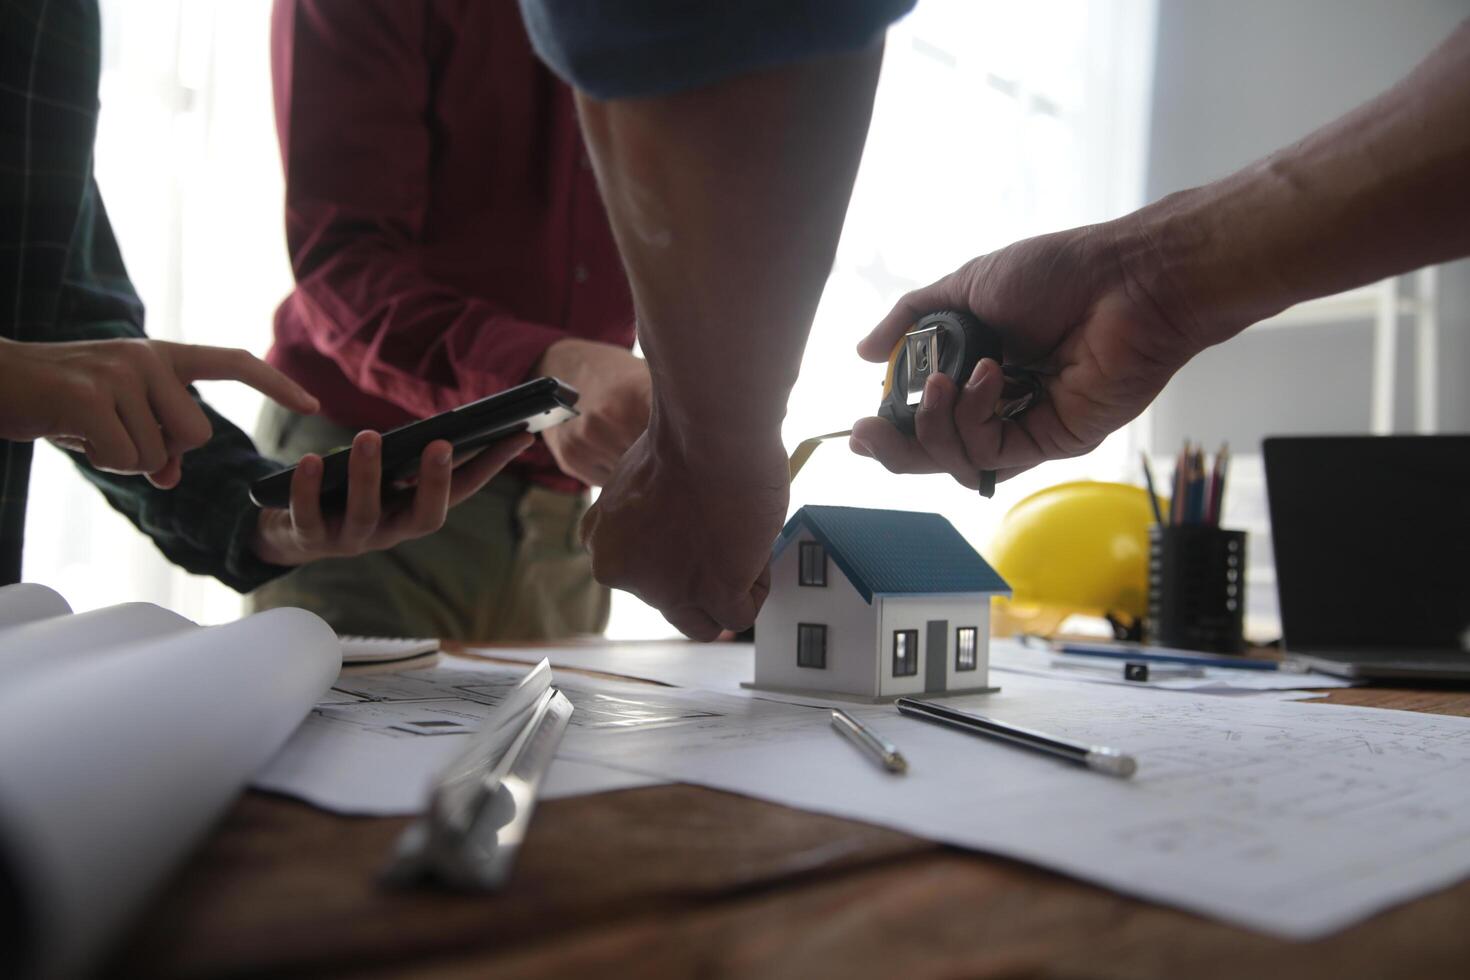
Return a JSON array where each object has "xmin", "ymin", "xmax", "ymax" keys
[{"xmin": 773, "ymin": 505, "xmax": 1010, "ymax": 603}]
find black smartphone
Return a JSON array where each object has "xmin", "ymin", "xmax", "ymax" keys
[{"xmin": 249, "ymin": 377, "xmax": 579, "ymax": 509}]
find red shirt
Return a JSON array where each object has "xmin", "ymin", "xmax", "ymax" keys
[{"xmin": 268, "ymin": 0, "xmax": 634, "ymax": 494}]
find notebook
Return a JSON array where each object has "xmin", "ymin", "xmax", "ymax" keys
[{"xmin": 339, "ymin": 635, "xmax": 442, "ymax": 673}]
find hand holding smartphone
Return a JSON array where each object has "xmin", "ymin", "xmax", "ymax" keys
[{"xmin": 249, "ymin": 378, "xmax": 579, "ymax": 510}]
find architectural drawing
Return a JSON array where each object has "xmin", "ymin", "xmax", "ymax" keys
[{"xmin": 316, "ymin": 659, "xmax": 720, "ymax": 740}]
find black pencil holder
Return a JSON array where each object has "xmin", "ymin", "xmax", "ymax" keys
[{"xmin": 1147, "ymin": 525, "xmax": 1246, "ymax": 654}]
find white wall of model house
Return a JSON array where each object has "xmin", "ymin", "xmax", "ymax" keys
[
  {"xmin": 753, "ymin": 530, "xmax": 996, "ymax": 700},
  {"xmin": 876, "ymin": 596, "xmax": 992, "ymax": 699},
  {"xmin": 755, "ymin": 531, "xmax": 879, "ymax": 696}
]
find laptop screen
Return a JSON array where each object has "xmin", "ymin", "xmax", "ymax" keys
[{"xmin": 1264, "ymin": 435, "xmax": 1470, "ymax": 653}]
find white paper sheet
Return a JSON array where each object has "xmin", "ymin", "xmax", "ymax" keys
[
  {"xmin": 0, "ymin": 601, "xmax": 195, "ymax": 681},
  {"xmin": 0, "ymin": 582, "xmax": 71, "ymax": 630},
  {"xmin": 253, "ymin": 655, "xmax": 698, "ymax": 815},
  {"xmin": 481, "ymin": 639, "xmax": 1342, "ymax": 702},
  {"xmin": 476, "ymin": 640, "xmax": 754, "ymax": 694},
  {"xmin": 558, "ymin": 670, "xmax": 1470, "ymax": 939},
  {"xmin": 989, "ymin": 639, "xmax": 1357, "ymax": 695},
  {"xmin": 0, "ymin": 606, "xmax": 340, "ymax": 979}
]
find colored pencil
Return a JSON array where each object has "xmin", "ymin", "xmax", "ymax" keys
[
  {"xmin": 1214, "ymin": 443, "xmax": 1230, "ymax": 525},
  {"xmin": 1171, "ymin": 445, "xmax": 1185, "ymax": 524},
  {"xmin": 1141, "ymin": 452, "xmax": 1166, "ymax": 526},
  {"xmin": 1164, "ymin": 441, "xmax": 1232, "ymax": 525}
]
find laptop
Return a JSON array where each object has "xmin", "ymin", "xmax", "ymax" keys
[{"xmin": 1264, "ymin": 435, "xmax": 1470, "ymax": 682}]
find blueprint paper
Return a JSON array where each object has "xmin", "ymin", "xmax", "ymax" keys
[
  {"xmin": 253, "ymin": 655, "xmax": 712, "ymax": 814},
  {"xmin": 988, "ymin": 640, "xmax": 1357, "ymax": 695},
  {"xmin": 559, "ymin": 670, "xmax": 1470, "ymax": 938},
  {"xmin": 0, "ymin": 606, "xmax": 339, "ymax": 980},
  {"xmin": 480, "ymin": 639, "xmax": 1340, "ymax": 702}
]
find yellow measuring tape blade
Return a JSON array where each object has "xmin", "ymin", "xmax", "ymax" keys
[{"xmin": 788, "ymin": 429, "xmax": 854, "ymax": 482}]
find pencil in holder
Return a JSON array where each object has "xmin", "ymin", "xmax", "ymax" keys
[{"xmin": 1147, "ymin": 525, "xmax": 1246, "ymax": 654}]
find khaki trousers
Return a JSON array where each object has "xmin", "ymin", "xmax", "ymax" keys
[{"xmin": 247, "ymin": 403, "xmax": 608, "ymax": 641}]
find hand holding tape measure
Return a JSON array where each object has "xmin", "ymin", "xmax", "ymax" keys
[{"xmin": 789, "ymin": 310, "xmax": 1042, "ymax": 495}]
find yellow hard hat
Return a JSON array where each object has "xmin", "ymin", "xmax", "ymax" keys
[{"xmin": 986, "ymin": 481, "xmax": 1164, "ymax": 637}]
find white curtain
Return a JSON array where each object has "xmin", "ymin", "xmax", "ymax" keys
[
  {"xmin": 23, "ymin": 0, "xmax": 1158, "ymax": 634},
  {"xmin": 23, "ymin": 0, "xmax": 286, "ymax": 623},
  {"xmin": 611, "ymin": 0, "xmax": 1161, "ymax": 638},
  {"xmin": 740, "ymin": 1, "xmax": 1160, "ymax": 634}
]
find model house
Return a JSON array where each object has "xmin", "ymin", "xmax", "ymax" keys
[{"xmin": 751, "ymin": 505, "xmax": 1011, "ymax": 701}]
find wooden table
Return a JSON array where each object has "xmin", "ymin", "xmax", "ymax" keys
[{"xmin": 108, "ymin": 685, "xmax": 1470, "ymax": 979}]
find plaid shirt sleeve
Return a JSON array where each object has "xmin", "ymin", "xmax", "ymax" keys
[
  {"xmin": 45, "ymin": 184, "xmax": 291, "ymax": 593},
  {"xmin": 1, "ymin": 0, "xmax": 288, "ymax": 592}
]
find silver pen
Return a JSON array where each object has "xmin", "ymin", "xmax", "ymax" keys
[{"xmin": 831, "ymin": 709, "xmax": 908, "ymax": 774}]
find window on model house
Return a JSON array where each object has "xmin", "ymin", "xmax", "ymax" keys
[
  {"xmin": 797, "ymin": 623, "xmax": 827, "ymax": 668},
  {"xmin": 798, "ymin": 541, "xmax": 827, "ymax": 586},
  {"xmin": 892, "ymin": 629, "xmax": 918, "ymax": 677},
  {"xmin": 955, "ymin": 627, "xmax": 978, "ymax": 671}
]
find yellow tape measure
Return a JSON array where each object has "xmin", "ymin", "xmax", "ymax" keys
[
  {"xmin": 787, "ymin": 311, "xmax": 1040, "ymax": 495},
  {"xmin": 788, "ymin": 429, "xmax": 855, "ymax": 482}
]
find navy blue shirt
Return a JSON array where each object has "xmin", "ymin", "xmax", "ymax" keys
[{"xmin": 519, "ymin": 0, "xmax": 916, "ymax": 98}]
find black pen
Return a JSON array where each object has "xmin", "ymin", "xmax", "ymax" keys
[
  {"xmin": 1140, "ymin": 451, "xmax": 1167, "ymax": 526},
  {"xmin": 895, "ymin": 698, "xmax": 1137, "ymax": 778}
]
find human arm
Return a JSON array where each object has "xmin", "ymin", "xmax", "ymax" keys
[
  {"xmin": 852, "ymin": 19, "xmax": 1470, "ymax": 485},
  {"xmin": 251, "ymin": 429, "xmax": 532, "ymax": 567},
  {"xmin": 67, "ymin": 396, "xmax": 529, "ymax": 589},
  {"xmin": 517, "ymin": 0, "xmax": 914, "ymax": 636},
  {"xmin": 47, "ymin": 184, "xmax": 531, "ymax": 590},
  {"xmin": 275, "ymin": 0, "xmax": 651, "ymax": 485},
  {"xmin": 571, "ymin": 47, "xmax": 884, "ymax": 638}
]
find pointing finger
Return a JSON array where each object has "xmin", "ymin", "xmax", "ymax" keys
[{"xmin": 167, "ymin": 344, "xmax": 320, "ymax": 415}]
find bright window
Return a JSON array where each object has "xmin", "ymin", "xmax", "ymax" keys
[
  {"xmin": 799, "ymin": 541, "xmax": 827, "ymax": 587},
  {"xmin": 22, "ymin": 0, "xmax": 292, "ymax": 623},
  {"xmin": 955, "ymin": 626, "xmax": 978, "ymax": 670},
  {"xmin": 778, "ymin": 0, "xmax": 1158, "ymax": 606},
  {"xmin": 892, "ymin": 629, "xmax": 919, "ymax": 677},
  {"xmin": 18, "ymin": 1, "xmax": 1157, "ymax": 638},
  {"xmin": 797, "ymin": 623, "xmax": 828, "ymax": 669}
]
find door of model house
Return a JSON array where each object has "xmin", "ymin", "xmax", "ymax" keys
[{"xmin": 925, "ymin": 620, "xmax": 947, "ymax": 693}]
